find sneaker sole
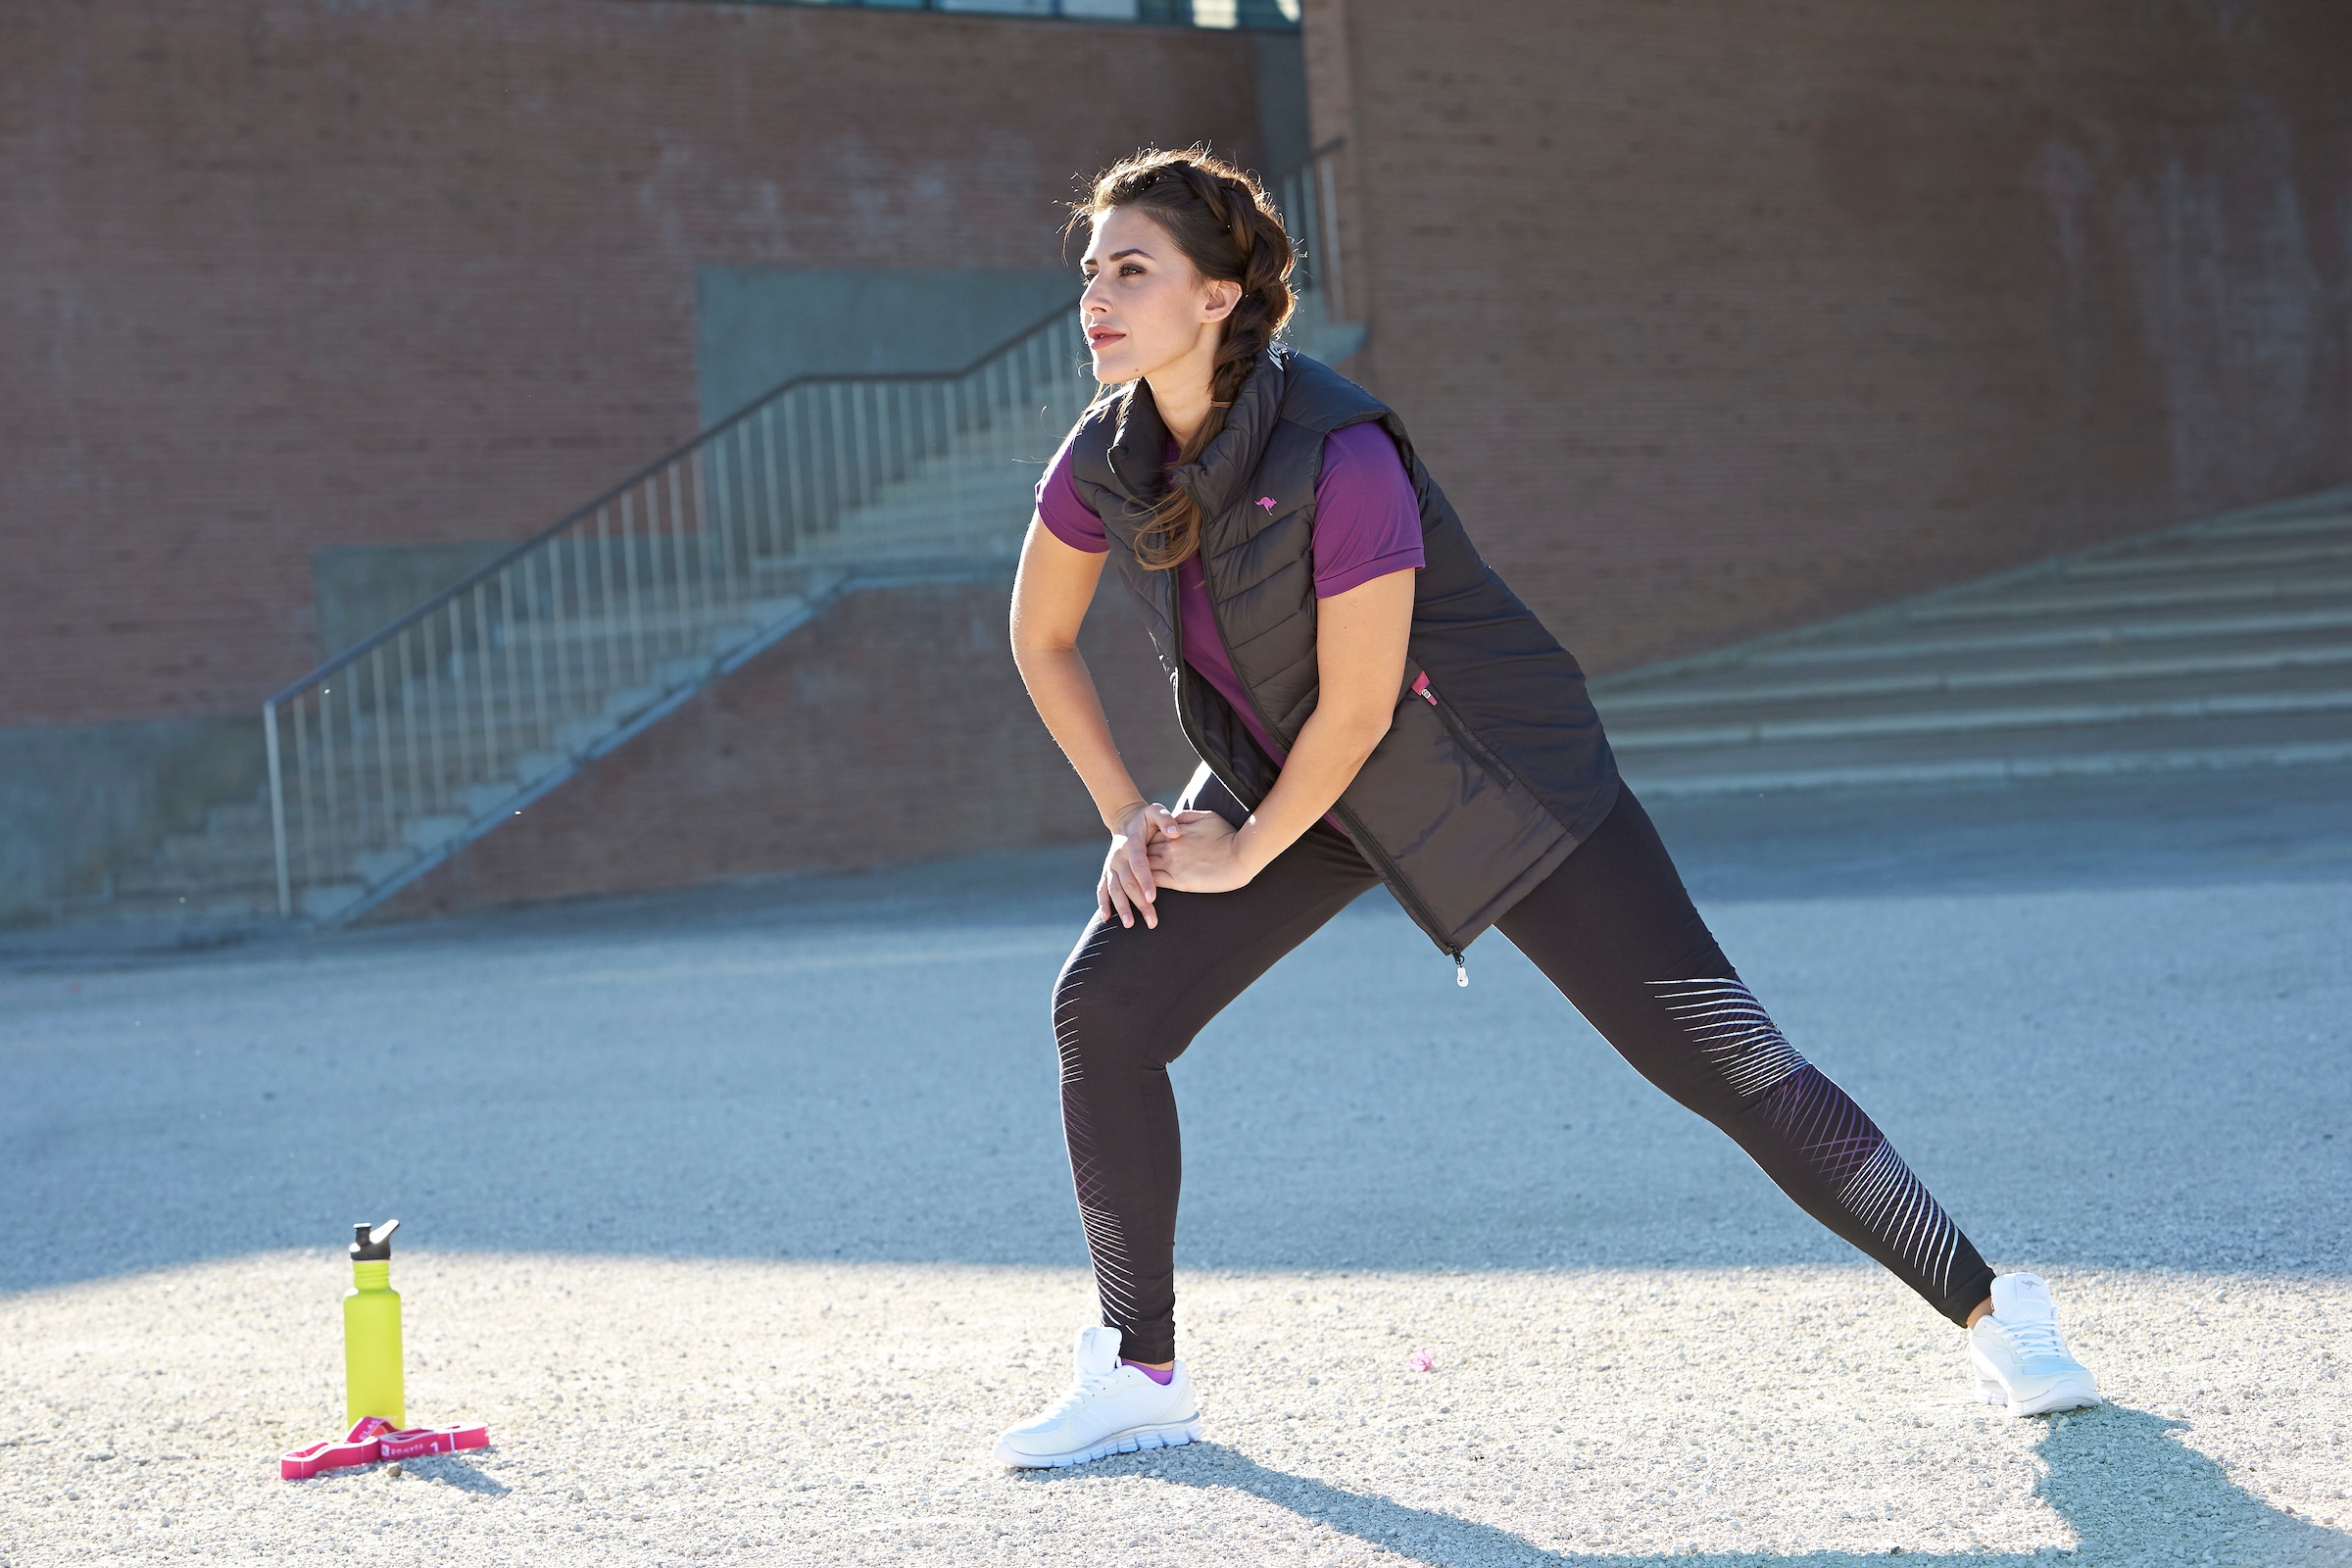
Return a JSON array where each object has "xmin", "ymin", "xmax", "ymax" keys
[
  {"xmin": 992, "ymin": 1413, "xmax": 1205, "ymax": 1469},
  {"xmin": 1975, "ymin": 1376, "xmax": 2102, "ymax": 1418}
]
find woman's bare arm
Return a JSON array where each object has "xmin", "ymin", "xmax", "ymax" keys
[
  {"xmin": 1008, "ymin": 517, "xmax": 1178, "ymax": 928},
  {"xmin": 1148, "ymin": 567, "xmax": 1414, "ymax": 893}
]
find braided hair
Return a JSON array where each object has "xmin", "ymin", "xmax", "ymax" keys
[{"xmin": 1066, "ymin": 146, "xmax": 1298, "ymax": 571}]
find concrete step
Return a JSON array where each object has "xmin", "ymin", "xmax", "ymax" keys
[
  {"xmin": 1607, "ymin": 676, "xmax": 2352, "ymax": 754},
  {"xmin": 52, "ymin": 886, "xmax": 286, "ymax": 925},
  {"xmin": 1618, "ymin": 707, "xmax": 2352, "ymax": 797},
  {"xmin": 1598, "ymin": 627, "xmax": 2352, "ymax": 713},
  {"xmin": 70, "ymin": 877, "xmax": 367, "ymax": 925},
  {"xmin": 156, "ymin": 825, "xmax": 279, "ymax": 867},
  {"xmin": 1709, "ymin": 604, "xmax": 2352, "ymax": 674},
  {"xmin": 308, "ymin": 680, "xmax": 662, "ymax": 751},
  {"xmin": 2061, "ymin": 536, "xmax": 2352, "ymax": 578},
  {"xmin": 1904, "ymin": 567, "xmax": 2352, "ymax": 624},
  {"xmin": 111, "ymin": 854, "xmax": 278, "ymax": 899},
  {"xmin": 200, "ymin": 800, "xmax": 270, "ymax": 835},
  {"xmin": 1609, "ymin": 641, "xmax": 2352, "ymax": 722},
  {"xmin": 491, "ymin": 599, "xmax": 793, "ymax": 652}
]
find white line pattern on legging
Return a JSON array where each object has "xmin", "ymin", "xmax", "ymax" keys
[
  {"xmin": 1055, "ymin": 955, "xmax": 1144, "ymax": 1328},
  {"xmin": 1053, "ymin": 957, "xmax": 1095, "ymax": 1085},
  {"xmin": 1648, "ymin": 978, "xmax": 1808, "ymax": 1098},
  {"xmin": 1076, "ymin": 1200, "xmax": 1141, "ymax": 1322},
  {"xmin": 1837, "ymin": 1141, "xmax": 1961, "ymax": 1299}
]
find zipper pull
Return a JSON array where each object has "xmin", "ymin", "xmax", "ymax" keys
[
  {"xmin": 1412, "ymin": 671, "xmax": 1437, "ymax": 706},
  {"xmin": 1453, "ymin": 952, "xmax": 1469, "ymax": 988}
]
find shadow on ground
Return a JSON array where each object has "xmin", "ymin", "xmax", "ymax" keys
[
  {"xmin": 3, "ymin": 766, "xmax": 2348, "ymax": 1294},
  {"xmin": 1023, "ymin": 1405, "xmax": 2346, "ymax": 1564}
]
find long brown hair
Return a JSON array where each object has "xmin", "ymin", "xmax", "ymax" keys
[{"xmin": 1066, "ymin": 147, "xmax": 1298, "ymax": 570}]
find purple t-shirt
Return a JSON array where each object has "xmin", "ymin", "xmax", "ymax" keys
[{"xmin": 1035, "ymin": 420, "xmax": 1424, "ymax": 773}]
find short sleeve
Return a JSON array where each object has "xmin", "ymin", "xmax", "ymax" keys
[
  {"xmin": 1309, "ymin": 421, "xmax": 1424, "ymax": 598},
  {"xmin": 1034, "ymin": 434, "xmax": 1109, "ymax": 555}
]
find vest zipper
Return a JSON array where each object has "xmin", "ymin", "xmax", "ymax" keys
[
  {"xmin": 1171, "ymin": 555, "xmax": 1468, "ymax": 987},
  {"xmin": 1410, "ymin": 670, "xmax": 1518, "ymax": 791},
  {"xmin": 1167, "ymin": 570, "xmax": 1264, "ymax": 835}
]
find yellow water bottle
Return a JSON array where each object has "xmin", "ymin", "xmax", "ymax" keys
[{"xmin": 344, "ymin": 1219, "xmax": 405, "ymax": 1427}]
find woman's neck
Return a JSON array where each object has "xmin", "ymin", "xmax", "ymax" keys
[
  {"xmin": 1144, "ymin": 336, "xmax": 1222, "ymax": 449},
  {"xmin": 1152, "ymin": 382, "xmax": 1213, "ymax": 450}
]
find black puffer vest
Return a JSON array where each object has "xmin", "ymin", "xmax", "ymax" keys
[{"xmin": 1065, "ymin": 344, "xmax": 1620, "ymax": 966}]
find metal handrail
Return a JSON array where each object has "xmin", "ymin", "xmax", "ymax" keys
[
  {"xmin": 259, "ymin": 158, "xmax": 1345, "ymax": 924},
  {"xmin": 268, "ymin": 299, "xmax": 1100, "ymax": 709}
]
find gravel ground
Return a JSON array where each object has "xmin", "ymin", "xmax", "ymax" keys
[
  {"xmin": 4, "ymin": 765, "xmax": 2349, "ymax": 1565},
  {"xmin": 4, "ymin": 1255, "xmax": 2349, "ymax": 1565}
]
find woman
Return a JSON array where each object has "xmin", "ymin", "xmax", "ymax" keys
[{"xmin": 996, "ymin": 148, "xmax": 2097, "ymax": 1470}]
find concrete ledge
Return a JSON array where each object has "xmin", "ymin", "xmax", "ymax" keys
[{"xmin": 1625, "ymin": 739, "xmax": 2352, "ymax": 799}]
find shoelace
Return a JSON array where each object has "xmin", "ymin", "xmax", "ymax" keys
[
  {"xmin": 1997, "ymin": 1315, "xmax": 2071, "ymax": 1361},
  {"xmin": 1042, "ymin": 1367, "xmax": 1123, "ymax": 1420}
]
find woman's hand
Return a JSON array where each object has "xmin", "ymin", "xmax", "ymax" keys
[
  {"xmin": 1145, "ymin": 808, "xmax": 1257, "ymax": 895},
  {"xmin": 1100, "ymin": 802, "xmax": 1187, "ymax": 929}
]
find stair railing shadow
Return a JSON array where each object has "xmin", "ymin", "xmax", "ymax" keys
[{"xmin": 1009, "ymin": 1403, "xmax": 2348, "ymax": 1565}]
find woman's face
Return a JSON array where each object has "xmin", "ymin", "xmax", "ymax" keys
[{"xmin": 1078, "ymin": 205, "xmax": 1240, "ymax": 387}]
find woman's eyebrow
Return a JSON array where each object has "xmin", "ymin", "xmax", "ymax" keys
[{"xmin": 1083, "ymin": 248, "xmax": 1154, "ymax": 268}]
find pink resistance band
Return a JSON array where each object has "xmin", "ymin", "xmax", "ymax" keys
[{"xmin": 280, "ymin": 1415, "xmax": 491, "ymax": 1480}]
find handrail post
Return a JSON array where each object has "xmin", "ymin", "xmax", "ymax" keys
[{"xmin": 265, "ymin": 699, "xmax": 292, "ymax": 919}]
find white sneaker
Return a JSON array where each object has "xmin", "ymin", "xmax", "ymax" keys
[
  {"xmin": 991, "ymin": 1326, "xmax": 1203, "ymax": 1469},
  {"xmin": 1968, "ymin": 1273, "xmax": 2102, "ymax": 1417}
]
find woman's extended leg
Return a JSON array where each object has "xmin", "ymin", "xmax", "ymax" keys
[
  {"xmin": 1051, "ymin": 785, "xmax": 1380, "ymax": 1363},
  {"xmin": 1494, "ymin": 787, "xmax": 1999, "ymax": 1325}
]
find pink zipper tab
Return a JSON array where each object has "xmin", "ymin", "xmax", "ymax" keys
[{"xmin": 1411, "ymin": 671, "xmax": 1435, "ymax": 704}]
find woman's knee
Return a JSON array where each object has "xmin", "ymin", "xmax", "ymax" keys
[{"xmin": 1050, "ymin": 927, "xmax": 1188, "ymax": 1077}]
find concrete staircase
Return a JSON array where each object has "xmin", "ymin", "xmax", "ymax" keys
[
  {"xmin": 46, "ymin": 377, "xmax": 1093, "ymax": 938},
  {"xmin": 1593, "ymin": 487, "xmax": 2352, "ymax": 797},
  {"xmin": 52, "ymin": 588, "xmax": 837, "ymax": 933}
]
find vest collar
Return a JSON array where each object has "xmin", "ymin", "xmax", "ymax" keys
[{"xmin": 1103, "ymin": 344, "xmax": 1291, "ymax": 519}]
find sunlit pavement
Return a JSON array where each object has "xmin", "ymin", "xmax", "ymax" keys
[{"xmin": 4, "ymin": 765, "xmax": 2348, "ymax": 1564}]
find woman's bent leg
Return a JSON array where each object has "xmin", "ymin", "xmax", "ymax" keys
[
  {"xmin": 1052, "ymin": 808, "xmax": 1378, "ymax": 1362},
  {"xmin": 1495, "ymin": 788, "xmax": 1998, "ymax": 1325}
]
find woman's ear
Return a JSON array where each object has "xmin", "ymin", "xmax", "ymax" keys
[{"xmin": 1200, "ymin": 277, "xmax": 1243, "ymax": 322}]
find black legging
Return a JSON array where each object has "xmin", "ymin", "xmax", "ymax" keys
[{"xmin": 1050, "ymin": 780, "xmax": 1996, "ymax": 1363}]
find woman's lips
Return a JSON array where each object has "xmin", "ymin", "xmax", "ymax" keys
[{"xmin": 1089, "ymin": 330, "xmax": 1125, "ymax": 348}]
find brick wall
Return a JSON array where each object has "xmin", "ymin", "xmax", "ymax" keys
[
  {"xmin": 373, "ymin": 572, "xmax": 1199, "ymax": 920},
  {"xmin": 3, "ymin": 0, "xmax": 1268, "ymax": 727},
  {"xmin": 1304, "ymin": 0, "xmax": 2352, "ymax": 674}
]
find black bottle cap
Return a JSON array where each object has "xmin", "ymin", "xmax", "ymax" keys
[{"xmin": 349, "ymin": 1218, "xmax": 399, "ymax": 1261}]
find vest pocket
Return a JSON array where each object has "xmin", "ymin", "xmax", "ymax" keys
[{"xmin": 1408, "ymin": 669, "xmax": 1520, "ymax": 791}]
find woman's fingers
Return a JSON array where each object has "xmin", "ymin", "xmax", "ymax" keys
[{"xmin": 1116, "ymin": 851, "xmax": 1157, "ymax": 928}]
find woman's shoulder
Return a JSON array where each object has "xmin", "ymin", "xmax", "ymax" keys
[
  {"xmin": 1036, "ymin": 425, "xmax": 1110, "ymax": 553},
  {"xmin": 1275, "ymin": 349, "xmax": 1391, "ymax": 435}
]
